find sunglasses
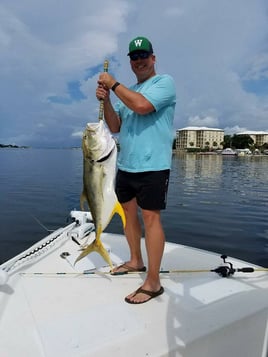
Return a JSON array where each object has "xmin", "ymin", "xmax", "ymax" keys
[{"xmin": 129, "ymin": 51, "xmax": 151, "ymax": 61}]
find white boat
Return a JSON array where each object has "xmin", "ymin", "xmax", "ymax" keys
[
  {"xmin": 0, "ymin": 210, "xmax": 267, "ymax": 357},
  {"xmin": 221, "ymin": 148, "xmax": 237, "ymax": 155}
]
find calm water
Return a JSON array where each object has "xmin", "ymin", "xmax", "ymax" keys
[{"xmin": 0, "ymin": 149, "xmax": 267, "ymax": 267}]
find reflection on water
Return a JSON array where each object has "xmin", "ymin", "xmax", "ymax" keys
[
  {"xmin": 174, "ymin": 153, "xmax": 223, "ymax": 180},
  {"xmin": 163, "ymin": 153, "xmax": 268, "ymax": 266},
  {"xmin": 0, "ymin": 149, "xmax": 267, "ymax": 266}
]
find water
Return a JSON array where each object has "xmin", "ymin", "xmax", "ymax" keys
[{"xmin": 0, "ymin": 149, "xmax": 267, "ymax": 267}]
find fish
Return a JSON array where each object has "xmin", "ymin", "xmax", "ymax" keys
[{"xmin": 75, "ymin": 120, "xmax": 126, "ymax": 268}]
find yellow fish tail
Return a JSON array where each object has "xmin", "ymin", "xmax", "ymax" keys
[
  {"xmin": 75, "ymin": 226, "xmax": 113, "ymax": 268},
  {"xmin": 112, "ymin": 201, "xmax": 126, "ymax": 228}
]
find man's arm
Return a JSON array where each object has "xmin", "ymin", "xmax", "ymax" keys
[
  {"xmin": 103, "ymin": 97, "xmax": 121, "ymax": 133},
  {"xmin": 109, "ymin": 82, "xmax": 155, "ymax": 115},
  {"xmin": 96, "ymin": 85, "xmax": 121, "ymax": 133},
  {"xmin": 98, "ymin": 73, "xmax": 155, "ymax": 115}
]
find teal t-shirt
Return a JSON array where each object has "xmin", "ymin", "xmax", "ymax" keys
[{"xmin": 114, "ymin": 74, "xmax": 176, "ymax": 173}]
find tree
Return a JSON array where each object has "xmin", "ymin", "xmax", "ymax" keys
[
  {"xmin": 205, "ymin": 141, "xmax": 210, "ymax": 150},
  {"xmin": 223, "ymin": 135, "xmax": 232, "ymax": 149},
  {"xmin": 261, "ymin": 142, "xmax": 268, "ymax": 150},
  {"xmin": 231, "ymin": 134, "xmax": 254, "ymax": 149}
]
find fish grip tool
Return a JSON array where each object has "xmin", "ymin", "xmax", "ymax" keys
[{"xmin": 98, "ymin": 59, "xmax": 109, "ymax": 121}]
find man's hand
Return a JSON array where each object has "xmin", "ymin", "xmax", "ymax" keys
[
  {"xmin": 96, "ymin": 83, "xmax": 110, "ymax": 102},
  {"xmin": 98, "ymin": 72, "xmax": 116, "ymax": 89}
]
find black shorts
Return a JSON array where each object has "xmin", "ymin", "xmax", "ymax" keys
[{"xmin": 115, "ymin": 169, "xmax": 170, "ymax": 210}]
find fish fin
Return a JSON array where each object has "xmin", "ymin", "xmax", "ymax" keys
[
  {"xmin": 112, "ymin": 201, "xmax": 126, "ymax": 228},
  {"xmin": 74, "ymin": 227, "xmax": 113, "ymax": 268}
]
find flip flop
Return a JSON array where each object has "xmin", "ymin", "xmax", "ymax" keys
[
  {"xmin": 111, "ymin": 263, "xmax": 146, "ymax": 275},
  {"xmin": 125, "ymin": 286, "xmax": 164, "ymax": 304}
]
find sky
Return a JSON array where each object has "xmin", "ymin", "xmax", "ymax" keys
[{"xmin": 0, "ymin": 0, "xmax": 268, "ymax": 147}]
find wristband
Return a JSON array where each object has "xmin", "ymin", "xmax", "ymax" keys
[{"xmin": 111, "ymin": 82, "xmax": 120, "ymax": 92}]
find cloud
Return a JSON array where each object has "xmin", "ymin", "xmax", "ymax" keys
[
  {"xmin": 0, "ymin": 0, "xmax": 268, "ymax": 147},
  {"xmin": 188, "ymin": 115, "xmax": 219, "ymax": 128},
  {"xmin": 71, "ymin": 130, "xmax": 83, "ymax": 138},
  {"xmin": 223, "ymin": 125, "xmax": 249, "ymax": 135},
  {"xmin": 241, "ymin": 53, "xmax": 268, "ymax": 81}
]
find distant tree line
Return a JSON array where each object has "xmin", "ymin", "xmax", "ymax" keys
[
  {"xmin": 222, "ymin": 134, "xmax": 268, "ymax": 150},
  {"xmin": 0, "ymin": 144, "xmax": 29, "ymax": 148}
]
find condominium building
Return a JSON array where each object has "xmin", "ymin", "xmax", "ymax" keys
[
  {"xmin": 237, "ymin": 131, "xmax": 268, "ymax": 146},
  {"xmin": 176, "ymin": 127, "xmax": 224, "ymax": 150}
]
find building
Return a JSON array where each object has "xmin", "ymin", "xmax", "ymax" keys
[
  {"xmin": 176, "ymin": 127, "xmax": 224, "ymax": 150},
  {"xmin": 236, "ymin": 131, "xmax": 268, "ymax": 147}
]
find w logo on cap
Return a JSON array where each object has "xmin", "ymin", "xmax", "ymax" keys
[
  {"xmin": 128, "ymin": 36, "xmax": 153, "ymax": 55},
  {"xmin": 134, "ymin": 39, "xmax": 143, "ymax": 47}
]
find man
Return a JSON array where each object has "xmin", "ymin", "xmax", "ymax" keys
[{"xmin": 96, "ymin": 36, "xmax": 176, "ymax": 304}]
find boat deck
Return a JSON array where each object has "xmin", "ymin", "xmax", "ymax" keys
[{"xmin": 0, "ymin": 226, "xmax": 267, "ymax": 357}]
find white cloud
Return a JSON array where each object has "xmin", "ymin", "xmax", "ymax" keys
[
  {"xmin": 188, "ymin": 115, "xmax": 219, "ymax": 128},
  {"xmin": 0, "ymin": 0, "xmax": 268, "ymax": 147},
  {"xmin": 71, "ymin": 131, "xmax": 83, "ymax": 138},
  {"xmin": 242, "ymin": 53, "xmax": 268, "ymax": 81},
  {"xmin": 224, "ymin": 126, "xmax": 249, "ymax": 135}
]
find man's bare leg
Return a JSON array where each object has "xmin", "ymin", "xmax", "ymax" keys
[
  {"xmin": 112, "ymin": 198, "xmax": 145, "ymax": 272},
  {"xmin": 125, "ymin": 209, "xmax": 165, "ymax": 303}
]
